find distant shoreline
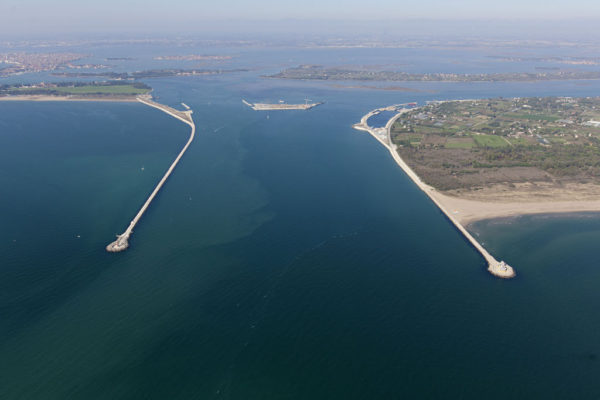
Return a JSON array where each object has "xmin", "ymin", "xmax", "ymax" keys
[
  {"xmin": 328, "ymin": 84, "xmax": 428, "ymax": 92},
  {"xmin": 0, "ymin": 95, "xmax": 138, "ymax": 102},
  {"xmin": 269, "ymin": 65, "xmax": 600, "ymax": 83}
]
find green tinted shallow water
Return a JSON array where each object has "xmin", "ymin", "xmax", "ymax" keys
[{"xmin": 1, "ymin": 84, "xmax": 600, "ymax": 399}]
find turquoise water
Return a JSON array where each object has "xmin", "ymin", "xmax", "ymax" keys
[{"xmin": 2, "ymin": 47, "xmax": 600, "ymax": 398}]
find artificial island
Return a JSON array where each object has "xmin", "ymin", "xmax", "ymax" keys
[
  {"xmin": 355, "ymin": 97, "xmax": 600, "ymax": 278},
  {"xmin": 243, "ymin": 99, "xmax": 322, "ymax": 111}
]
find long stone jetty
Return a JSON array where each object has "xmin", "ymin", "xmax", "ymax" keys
[
  {"xmin": 354, "ymin": 106, "xmax": 515, "ymax": 279},
  {"xmin": 106, "ymin": 97, "xmax": 195, "ymax": 252}
]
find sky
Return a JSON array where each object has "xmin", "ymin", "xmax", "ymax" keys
[{"xmin": 1, "ymin": 0, "xmax": 600, "ymax": 36}]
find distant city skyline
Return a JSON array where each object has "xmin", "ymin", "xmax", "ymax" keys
[{"xmin": 2, "ymin": 0, "xmax": 600, "ymax": 36}]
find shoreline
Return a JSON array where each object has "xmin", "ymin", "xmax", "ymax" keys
[
  {"xmin": 356, "ymin": 104, "xmax": 600, "ymax": 277},
  {"xmin": 467, "ymin": 210, "xmax": 600, "ymax": 230},
  {"xmin": 365, "ymin": 100, "xmax": 600, "ymax": 226},
  {"xmin": 354, "ymin": 106, "xmax": 515, "ymax": 278},
  {"xmin": 436, "ymin": 191, "xmax": 600, "ymax": 226}
]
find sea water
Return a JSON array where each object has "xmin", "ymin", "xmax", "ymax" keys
[{"xmin": 1, "ymin": 45, "xmax": 600, "ymax": 399}]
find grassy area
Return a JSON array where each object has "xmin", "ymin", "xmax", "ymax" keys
[
  {"xmin": 506, "ymin": 113, "xmax": 561, "ymax": 122},
  {"xmin": 445, "ymin": 138, "xmax": 475, "ymax": 149},
  {"xmin": 8, "ymin": 83, "xmax": 150, "ymax": 96},
  {"xmin": 54, "ymin": 85, "xmax": 150, "ymax": 95},
  {"xmin": 390, "ymin": 97, "xmax": 600, "ymax": 190},
  {"xmin": 473, "ymin": 134, "xmax": 510, "ymax": 148},
  {"xmin": 549, "ymin": 137, "xmax": 567, "ymax": 144},
  {"xmin": 508, "ymin": 137, "xmax": 531, "ymax": 146},
  {"xmin": 391, "ymin": 132, "xmax": 424, "ymax": 148}
]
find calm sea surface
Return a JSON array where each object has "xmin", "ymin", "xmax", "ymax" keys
[{"xmin": 1, "ymin": 46, "xmax": 600, "ymax": 399}]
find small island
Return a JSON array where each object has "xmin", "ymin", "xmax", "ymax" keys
[{"xmin": 243, "ymin": 99, "xmax": 322, "ymax": 110}]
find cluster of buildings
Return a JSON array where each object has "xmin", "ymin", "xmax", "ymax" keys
[{"xmin": 0, "ymin": 52, "xmax": 85, "ymax": 76}]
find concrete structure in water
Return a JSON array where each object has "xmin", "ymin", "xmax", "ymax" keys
[
  {"xmin": 354, "ymin": 105, "xmax": 515, "ymax": 279},
  {"xmin": 242, "ymin": 99, "xmax": 322, "ymax": 111},
  {"xmin": 106, "ymin": 96, "xmax": 195, "ymax": 252}
]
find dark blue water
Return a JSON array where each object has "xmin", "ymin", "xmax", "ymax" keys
[{"xmin": 2, "ymin": 45, "xmax": 600, "ymax": 399}]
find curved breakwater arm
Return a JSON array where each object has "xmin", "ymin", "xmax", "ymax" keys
[{"xmin": 106, "ymin": 98, "xmax": 195, "ymax": 252}]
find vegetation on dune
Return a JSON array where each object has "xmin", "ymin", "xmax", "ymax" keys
[
  {"xmin": 53, "ymin": 84, "xmax": 149, "ymax": 95},
  {"xmin": 0, "ymin": 81, "xmax": 151, "ymax": 97},
  {"xmin": 391, "ymin": 97, "xmax": 600, "ymax": 190}
]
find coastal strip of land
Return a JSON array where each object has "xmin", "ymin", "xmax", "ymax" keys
[
  {"xmin": 0, "ymin": 95, "xmax": 139, "ymax": 102},
  {"xmin": 354, "ymin": 107, "xmax": 515, "ymax": 279},
  {"xmin": 0, "ymin": 81, "xmax": 152, "ymax": 101},
  {"xmin": 106, "ymin": 97, "xmax": 195, "ymax": 252},
  {"xmin": 389, "ymin": 97, "xmax": 600, "ymax": 226}
]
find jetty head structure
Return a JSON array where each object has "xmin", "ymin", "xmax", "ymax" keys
[
  {"xmin": 353, "ymin": 105, "xmax": 515, "ymax": 279},
  {"xmin": 106, "ymin": 96, "xmax": 195, "ymax": 252}
]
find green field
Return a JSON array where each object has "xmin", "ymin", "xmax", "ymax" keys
[
  {"xmin": 508, "ymin": 137, "xmax": 531, "ymax": 146},
  {"xmin": 549, "ymin": 137, "xmax": 567, "ymax": 144},
  {"xmin": 54, "ymin": 85, "xmax": 150, "ymax": 95},
  {"xmin": 473, "ymin": 134, "xmax": 510, "ymax": 148},
  {"xmin": 445, "ymin": 138, "xmax": 475, "ymax": 149},
  {"xmin": 10, "ymin": 84, "xmax": 150, "ymax": 96},
  {"xmin": 505, "ymin": 113, "xmax": 560, "ymax": 122}
]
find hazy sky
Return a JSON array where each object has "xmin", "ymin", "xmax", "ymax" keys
[{"xmin": 2, "ymin": 0, "xmax": 600, "ymax": 35}]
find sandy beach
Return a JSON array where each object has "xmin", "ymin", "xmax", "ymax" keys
[{"xmin": 434, "ymin": 188, "xmax": 600, "ymax": 226}]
